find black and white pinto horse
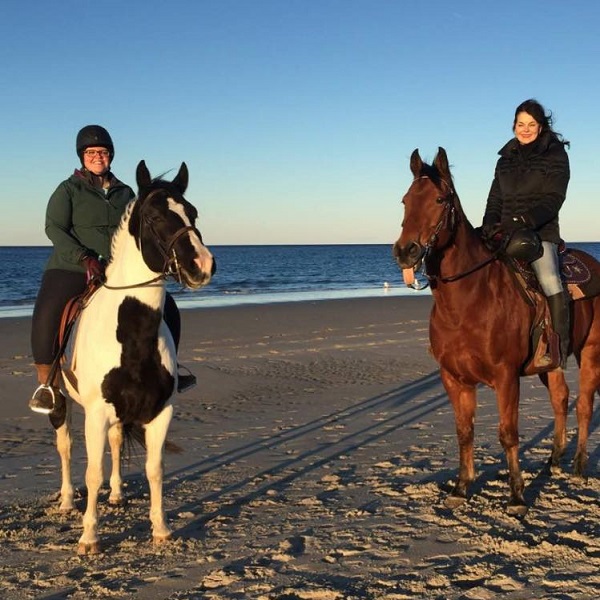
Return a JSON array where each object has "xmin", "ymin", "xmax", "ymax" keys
[{"xmin": 57, "ymin": 161, "xmax": 214, "ymax": 554}]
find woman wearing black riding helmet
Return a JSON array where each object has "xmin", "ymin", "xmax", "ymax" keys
[
  {"xmin": 481, "ymin": 99, "xmax": 571, "ymax": 368},
  {"xmin": 30, "ymin": 125, "xmax": 196, "ymax": 417}
]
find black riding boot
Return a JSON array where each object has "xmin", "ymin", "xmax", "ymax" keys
[
  {"xmin": 164, "ymin": 293, "xmax": 197, "ymax": 393},
  {"xmin": 547, "ymin": 291, "xmax": 570, "ymax": 369}
]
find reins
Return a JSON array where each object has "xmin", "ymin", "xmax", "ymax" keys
[
  {"xmin": 414, "ymin": 175, "xmax": 502, "ymax": 284},
  {"xmin": 435, "ymin": 252, "xmax": 500, "ymax": 283},
  {"xmin": 102, "ymin": 275, "xmax": 165, "ymax": 291}
]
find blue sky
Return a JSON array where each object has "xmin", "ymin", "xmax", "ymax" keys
[{"xmin": 1, "ymin": 0, "xmax": 599, "ymax": 245}]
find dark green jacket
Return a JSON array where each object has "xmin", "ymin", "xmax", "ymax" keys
[{"xmin": 44, "ymin": 170, "xmax": 135, "ymax": 272}]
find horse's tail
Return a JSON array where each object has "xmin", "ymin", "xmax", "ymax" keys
[{"xmin": 123, "ymin": 423, "xmax": 184, "ymax": 455}]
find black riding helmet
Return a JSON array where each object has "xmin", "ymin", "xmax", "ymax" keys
[
  {"xmin": 505, "ymin": 228, "xmax": 543, "ymax": 263},
  {"xmin": 76, "ymin": 125, "xmax": 114, "ymax": 162}
]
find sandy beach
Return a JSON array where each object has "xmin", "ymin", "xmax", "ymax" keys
[{"xmin": 0, "ymin": 296, "xmax": 598, "ymax": 599}]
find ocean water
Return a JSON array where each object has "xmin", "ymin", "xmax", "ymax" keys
[
  {"xmin": 0, "ymin": 244, "xmax": 407, "ymax": 318},
  {"xmin": 1, "ymin": 243, "xmax": 599, "ymax": 318}
]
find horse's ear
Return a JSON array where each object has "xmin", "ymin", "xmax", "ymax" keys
[
  {"xmin": 433, "ymin": 147, "xmax": 451, "ymax": 179},
  {"xmin": 172, "ymin": 162, "xmax": 189, "ymax": 194},
  {"xmin": 136, "ymin": 160, "xmax": 152, "ymax": 189},
  {"xmin": 409, "ymin": 149, "xmax": 422, "ymax": 177}
]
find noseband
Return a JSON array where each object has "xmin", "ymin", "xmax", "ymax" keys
[{"xmin": 103, "ymin": 189, "xmax": 197, "ymax": 291}]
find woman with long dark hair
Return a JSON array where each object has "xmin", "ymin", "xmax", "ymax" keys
[{"xmin": 482, "ymin": 99, "xmax": 571, "ymax": 367}]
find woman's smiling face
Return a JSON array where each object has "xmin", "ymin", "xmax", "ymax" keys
[
  {"xmin": 514, "ymin": 111, "xmax": 541, "ymax": 145},
  {"xmin": 82, "ymin": 147, "xmax": 111, "ymax": 175}
]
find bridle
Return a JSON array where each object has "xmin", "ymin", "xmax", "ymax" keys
[
  {"xmin": 103, "ymin": 189, "xmax": 197, "ymax": 291},
  {"xmin": 411, "ymin": 176, "xmax": 500, "ymax": 285},
  {"xmin": 417, "ymin": 175, "xmax": 457, "ymax": 250}
]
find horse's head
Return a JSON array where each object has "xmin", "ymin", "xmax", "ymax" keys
[
  {"xmin": 131, "ymin": 160, "xmax": 216, "ymax": 289},
  {"xmin": 392, "ymin": 147, "xmax": 460, "ymax": 286}
]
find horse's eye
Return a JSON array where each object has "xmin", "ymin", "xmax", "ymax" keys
[
  {"xmin": 436, "ymin": 196, "xmax": 444, "ymax": 204},
  {"xmin": 144, "ymin": 213, "xmax": 161, "ymax": 225}
]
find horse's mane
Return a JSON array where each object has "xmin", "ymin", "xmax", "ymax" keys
[
  {"xmin": 107, "ymin": 198, "xmax": 137, "ymax": 264},
  {"xmin": 420, "ymin": 158, "xmax": 475, "ymax": 234},
  {"xmin": 141, "ymin": 174, "xmax": 186, "ymax": 200},
  {"xmin": 152, "ymin": 171, "xmax": 171, "ymax": 182},
  {"xmin": 418, "ymin": 160, "xmax": 454, "ymax": 192}
]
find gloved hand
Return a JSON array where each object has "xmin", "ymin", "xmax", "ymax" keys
[
  {"xmin": 503, "ymin": 215, "xmax": 528, "ymax": 235},
  {"xmin": 81, "ymin": 255, "xmax": 105, "ymax": 284},
  {"xmin": 481, "ymin": 222, "xmax": 502, "ymax": 241}
]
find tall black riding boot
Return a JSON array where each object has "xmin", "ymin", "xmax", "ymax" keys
[{"xmin": 547, "ymin": 291, "xmax": 571, "ymax": 369}]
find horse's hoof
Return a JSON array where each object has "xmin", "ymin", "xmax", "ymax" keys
[
  {"xmin": 153, "ymin": 533, "xmax": 172, "ymax": 546},
  {"xmin": 506, "ymin": 503, "xmax": 528, "ymax": 517},
  {"xmin": 549, "ymin": 463, "xmax": 562, "ymax": 476},
  {"xmin": 108, "ymin": 496, "xmax": 124, "ymax": 506},
  {"xmin": 573, "ymin": 455, "xmax": 588, "ymax": 479},
  {"xmin": 548, "ymin": 452, "xmax": 562, "ymax": 470},
  {"xmin": 77, "ymin": 541, "xmax": 101, "ymax": 555},
  {"xmin": 444, "ymin": 494, "xmax": 466, "ymax": 509}
]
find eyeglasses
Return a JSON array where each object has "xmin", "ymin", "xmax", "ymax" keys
[{"xmin": 83, "ymin": 149, "xmax": 110, "ymax": 158}]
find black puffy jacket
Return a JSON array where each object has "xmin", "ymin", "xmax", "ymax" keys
[{"xmin": 483, "ymin": 132, "xmax": 569, "ymax": 244}]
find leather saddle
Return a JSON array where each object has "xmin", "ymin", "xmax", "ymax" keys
[
  {"xmin": 507, "ymin": 247, "xmax": 600, "ymax": 375},
  {"xmin": 57, "ymin": 280, "xmax": 102, "ymax": 391}
]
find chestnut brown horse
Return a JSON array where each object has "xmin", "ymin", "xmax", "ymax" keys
[{"xmin": 393, "ymin": 147, "xmax": 600, "ymax": 516}]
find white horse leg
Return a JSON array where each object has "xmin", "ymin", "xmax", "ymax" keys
[
  {"xmin": 107, "ymin": 422, "xmax": 123, "ymax": 505},
  {"xmin": 144, "ymin": 404, "xmax": 173, "ymax": 544},
  {"xmin": 55, "ymin": 401, "xmax": 74, "ymax": 511},
  {"xmin": 78, "ymin": 410, "xmax": 108, "ymax": 555}
]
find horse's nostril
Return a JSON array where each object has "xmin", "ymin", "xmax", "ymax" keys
[
  {"xmin": 408, "ymin": 243, "xmax": 422, "ymax": 259},
  {"xmin": 393, "ymin": 241, "xmax": 423, "ymax": 269}
]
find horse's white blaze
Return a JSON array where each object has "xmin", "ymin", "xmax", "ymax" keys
[
  {"xmin": 194, "ymin": 252, "xmax": 213, "ymax": 276},
  {"xmin": 167, "ymin": 197, "xmax": 214, "ymax": 277},
  {"xmin": 167, "ymin": 197, "xmax": 189, "ymax": 222}
]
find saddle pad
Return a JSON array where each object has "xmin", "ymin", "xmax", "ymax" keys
[
  {"xmin": 565, "ymin": 249, "xmax": 600, "ymax": 300},
  {"xmin": 513, "ymin": 248, "xmax": 600, "ymax": 301}
]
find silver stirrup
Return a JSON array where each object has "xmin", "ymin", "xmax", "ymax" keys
[{"xmin": 29, "ymin": 384, "xmax": 56, "ymax": 415}]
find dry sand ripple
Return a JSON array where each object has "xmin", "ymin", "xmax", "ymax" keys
[{"xmin": 0, "ymin": 298, "xmax": 598, "ymax": 599}]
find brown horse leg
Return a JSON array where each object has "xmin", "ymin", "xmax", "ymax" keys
[
  {"xmin": 441, "ymin": 369, "xmax": 476, "ymax": 508},
  {"xmin": 539, "ymin": 370, "xmax": 569, "ymax": 471},
  {"xmin": 574, "ymin": 350, "xmax": 600, "ymax": 477},
  {"xmin": 496, "ymin": 375, "xmax": 527, "ymax": 516}
]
